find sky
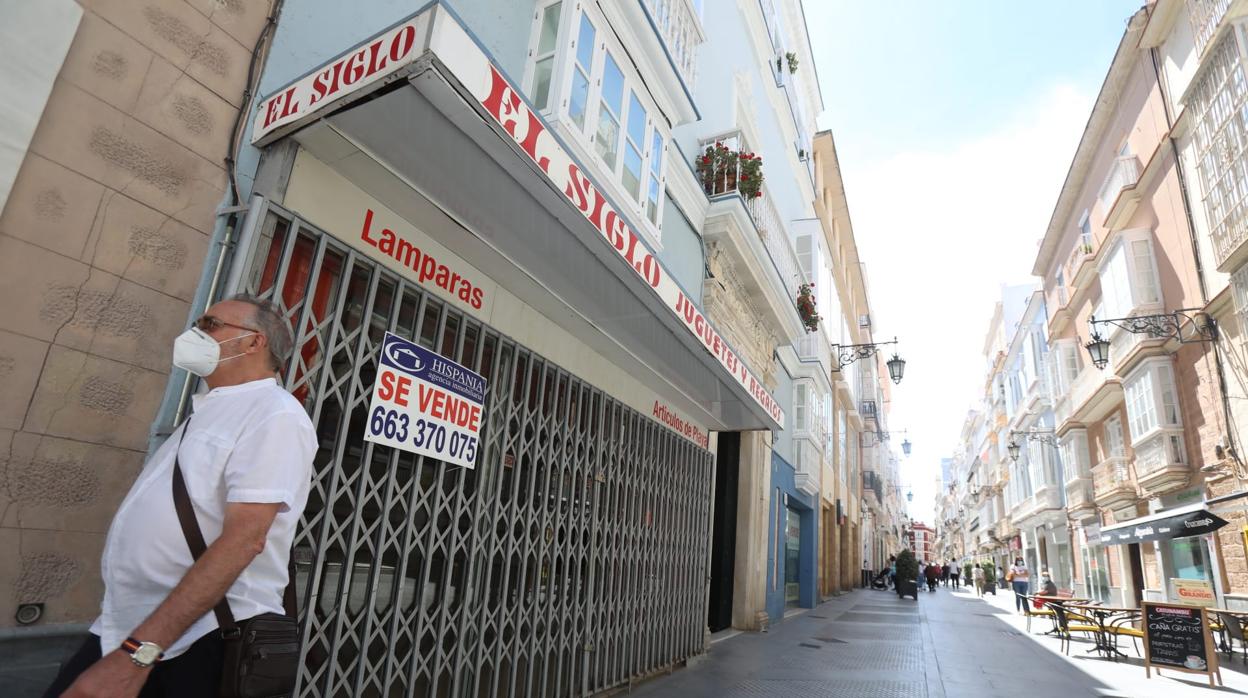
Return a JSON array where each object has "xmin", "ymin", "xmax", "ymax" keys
[{"xmin": 804, "ymin": 0, "xmax": 1144, "ymax": 525}]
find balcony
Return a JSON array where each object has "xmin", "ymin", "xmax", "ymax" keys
[
  {"xmin": 1134, "ymin": 428, "xmax": 1190, "ymax": 497},
  {"xmin": 1048, "ymin": 285, "xmax": 1073, "ymax": 335},
  {"xmin": 701, "ymin": 135, "xmax": 807, "ymax": 343},
  {"xmin": 1023, "ymin": 361, "xmax": 1052, "ymax": 413},
  {"xmin": 1063, "ymin": 367, "xmax": 1123, "ymax": 431},
  {"xmin": 1064, "ymin": 475, "xmax": 1097, "ymax": 522},
  {"xmin": 1098, "ymin": 155, "xmax": 1141, "ymax": 223},
  {"xmin": 792, "ymin": 437, "xmax": 820, "ymax": 497},
  {"xmin": 1063, "ymin": 237, "xmax": 1097, "ymax": 290},
  {"xmin": 1092, "ymin": 456, "xmax": 1137, "ymax": 517},
  {"xmin": 641, "ymin": 0, "xmax": 704, "ymax": 91},
  {"xmin": 1189, "ymin": 0, "xmax": 1232, "ymax": 55}
]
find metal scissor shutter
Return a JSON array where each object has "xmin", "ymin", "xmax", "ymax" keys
[{"xmin": 230, "ymin": 201, "xmax": 713, "ymax": 697}]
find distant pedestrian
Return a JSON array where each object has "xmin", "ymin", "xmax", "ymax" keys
[
  {"xmin": 972, "ymin": 563, "xmax": 986, "ymax": 597},
  {"xmin": 950, "ymin": 561, "xmax": 960, "ymax": 589},
  {"xmin": 940, "ymin": 562, "xmax": 950, "ymax": 587},
  {"xmin": 1009, "ymin": 557, "xmax": 1030, "ymax": 613},
  {"xmin": 925, "ymin": 564, "xmax": 938, "ymax": 592},
  {"xmin": 888, "ymin": 555, "xmax": 897, "ymax": 590}
]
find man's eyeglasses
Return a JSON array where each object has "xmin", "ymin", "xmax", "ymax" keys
[{"xmin": 194, "ymin": 315, "xmax": 262, "ymax": 335}]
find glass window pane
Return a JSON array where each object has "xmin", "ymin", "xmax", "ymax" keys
[
  {"xmin": 533, "ymin": 56, "xmax": 554, "ymax": 110},
  {"xmin": 601, "ymin": 53, "xmax": 624, "ymax": 115},
  {"xmin": 650, "ymin": 132, "xmax": 663, "ymax": 174},
  {"xmin": 570, "ymin": 69, "xmax": 590, "ymax": 129},
  {"xmin": 596, "ymin": 110, "xmax": 620, "ymax": 169},
  {"xmin": 576, "ymin": 14, "xmax": 595, "ymax": 69},
  {"xmin": 538, "ymin": 3, "xmax": 561, "ymax": 55},
  {"xmin": 627, "ymin": 92, "xmax": 646, "ymax": 146},
  {"xmin": 623, "ymin": 143, "xmax": 642, "ymax": 198}
]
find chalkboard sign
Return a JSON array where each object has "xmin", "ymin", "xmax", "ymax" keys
[{"xmin": 1142, "ymin": 602, "xmax": 1221, "ymax": 687}]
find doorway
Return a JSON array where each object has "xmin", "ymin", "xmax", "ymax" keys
[{"xmin": 707, "ymin": 432, "xmax": 740, "ymax": 632}]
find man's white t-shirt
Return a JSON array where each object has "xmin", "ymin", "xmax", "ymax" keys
[{"xmin": 91, "ymin": 378, "xmax": 317, "ymax": 659}]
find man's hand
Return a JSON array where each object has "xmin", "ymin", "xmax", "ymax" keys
[{"xmin": 60, "ymin": 650, "xmax": 151, "ymax": 698}]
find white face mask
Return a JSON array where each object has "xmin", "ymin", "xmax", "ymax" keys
[{"xmin": 173, "ymin": 327, "xmax": 255, "ymax": 377}]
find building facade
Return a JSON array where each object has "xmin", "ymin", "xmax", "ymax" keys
[{"xmin": 0, "ymin": 0, "xmax": 895, "ymax": 694}]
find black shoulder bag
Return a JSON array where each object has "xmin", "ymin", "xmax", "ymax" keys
[{"xmin": 170, "ymin": 420, "xmax": 302, "ymax": 698}]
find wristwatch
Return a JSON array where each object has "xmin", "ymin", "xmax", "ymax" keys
[{"xmin": 120, "ymin": 637, "xmax": 164, "ymax": 668}]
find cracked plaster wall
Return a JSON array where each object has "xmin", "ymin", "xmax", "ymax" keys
[{"xmin": 0, "ymin": 0, "xmax": 270, "ymax": 628}]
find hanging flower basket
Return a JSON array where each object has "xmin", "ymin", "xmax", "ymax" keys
[{"xmin": 796, "ymin": 282, "xmax": 819, "ymax": 333}]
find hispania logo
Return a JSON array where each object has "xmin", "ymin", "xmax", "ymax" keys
[{"xmin": 385, "ymin": 341, "xmax": 424, "ymax": 373}]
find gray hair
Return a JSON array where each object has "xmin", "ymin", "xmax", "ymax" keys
[{"xmin": 229, "ymin": 294, "xmax": 292, "ymax": 371}]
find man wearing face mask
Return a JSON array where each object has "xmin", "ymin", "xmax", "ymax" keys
[{"xmin": 45, "ymin": 295, "xmax": 317, "ymax": 698}]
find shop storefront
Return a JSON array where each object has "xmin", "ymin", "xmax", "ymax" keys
[
  {"xmin": 208, "ymin": 6, "xmax": 784, "ymax": 695},
  {"xmin": 1099, "ymin": 503, "xmax": 1228, "ymax": 607}
]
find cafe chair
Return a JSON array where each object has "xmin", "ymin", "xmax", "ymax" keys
[
  {"xmin": 1107, "ymin": 613, "xmax": 1143, "ymax": 657},
  {"xmin": 1021, "ymin": 595, "xmax": 1055, "ymax": 633},
  {"xmin": 1214, "ymin": 611, "xmax": 1248, "ymax": 659},
  {"xmin": 1053, "ymin": 605, "xmax": 1101, "ymax": 656}
]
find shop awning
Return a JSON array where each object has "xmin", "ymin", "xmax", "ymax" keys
[
  {"xmin": 246, "ymin": 4, "xmax": 784, "ymax": 432},
  {"xmin": 1099, "ymin": 503, "xmax": 1228, "ymax": 545}
]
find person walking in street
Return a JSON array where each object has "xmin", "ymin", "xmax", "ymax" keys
[
  {"xmin": 888, "ymin": 555, "xmax": 897, "ymax": 590},
  {"xmin": 925, "ymin": 563, "xmax": 939, "ymax": 592},
  {"xmin": 940, "ymin": 561, "xmax": 950, "ymax": 587},
  {"xmin": 972, "ymin": 563, "xmax": 986, "ymax": 597},
  {"xmin": 44, "ymin": 295, "xmax": 318, "ymax": 698},
  {"xmin": 950, "ymin": 560, "xmax": 960, "ymax": 589},
  {"xmin": 1009, "ymin": 557, "xmax": 1031, "ymax": 613}
]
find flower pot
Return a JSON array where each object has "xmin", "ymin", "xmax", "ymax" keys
[{"xmin": 895, "ymin": 579, "xmax": 919, "ymax": 600}]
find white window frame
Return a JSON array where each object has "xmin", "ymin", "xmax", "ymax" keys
[
  {"xmin": 1122, "ymin": 357, "xmax": 1183, "ymax": 446},
  {"xmin": 523, "ymin": 0, "xmax": 670, "ymax": 242},
  {"xmin": 1095, "ymin": 230, "xmax": 1163, "ymax": 323},
  {"xmin": 1104, "ymin": 414, "xmax": 1126, "ymax": 459},
  {"xmin": 524, "ymin": 1, "xmax": 565, "ymax": 112},
  {"xmin": 1230, "ymin": 263, "xmax": 1248, "ymax": 330}
]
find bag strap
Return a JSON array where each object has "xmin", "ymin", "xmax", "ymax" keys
[{"xmin": 170, "ymin": 418, "xmax": 299, "ymax": 638}]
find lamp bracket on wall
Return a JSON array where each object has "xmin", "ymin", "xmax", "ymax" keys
[
  {"xmin": 831, "ymin": 338, "xmax": 906, "ymax": 384},
  {"xmin": 1084, "ymin": 309, "xmax": 1216, "ymax": 370}
]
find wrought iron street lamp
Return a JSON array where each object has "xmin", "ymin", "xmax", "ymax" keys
[
  {"xmin": 1084, "ymin": 310, "xmax": 1216, "ymax": 370},
  {"xmin": 901, "ymin": 438, "xmax": 912, "ymax": 456},
  {"xmin": 887, "ymin": 353, "xmax": 906, "ymax": 384},
  {"xmin": 833, "ymin": 338, "xmax": 906, "ymax": 384},
  {"xmin": 1007, "ymin": 428, "xmax": 1058, "ymax": 462}
]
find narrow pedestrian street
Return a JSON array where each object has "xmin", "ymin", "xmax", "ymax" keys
[{"xmin": 631, "ymin": 585, "xmax": 1248, "ymax": 697}]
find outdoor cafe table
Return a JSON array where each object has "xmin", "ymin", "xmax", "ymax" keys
[
  {"xmin": 1032, "ymin": 596, "xmax": 1090, "ymax": 636},
  {"xmin": 1068, "ymin": 604, "xmax": 1139, "ymax": 660}
]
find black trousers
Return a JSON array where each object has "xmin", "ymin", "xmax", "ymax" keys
[{"xmin": 43, "ymin": 630, "xmax": 223, "ymax": 698}]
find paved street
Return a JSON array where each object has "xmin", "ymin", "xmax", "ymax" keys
[{"xmin": 630, "ymin": 585, "xmax": 1248, "ymax": 697}]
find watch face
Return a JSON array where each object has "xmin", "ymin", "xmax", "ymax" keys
[{"xmin": 133, "ymin": 643, "xmax": 162, "ymax": 665}]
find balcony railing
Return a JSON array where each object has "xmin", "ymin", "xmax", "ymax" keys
[
  {"xmin": 749, "ymin": 184, "xmax": 805, "ymax": 289},
  {"xmin": 642, "ymin": 0, "xmax": 704, "ymax": 89},
  {"xmin": 1092, "ymin": 456, "xmax": 1136, "ymax": 511},
  {"xmin": 1189, "ymin": 0, "xmax": 1232, "ymax": 55},
  {"xmin": 1098, "ymin": 155, "xmax": 1141, "ymax": 212},
  {"xmin": 1064, "ymin": 476, "xmax": 1095, "ymax": 513},
  {"xmin": 1063, "ymin": 239, "xmax": 1095, "ymax": 287}
]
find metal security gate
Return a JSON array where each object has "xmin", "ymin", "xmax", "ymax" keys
[{"xmin": 230, "ymin": 201, "xmax": 714, "ymax": 697}]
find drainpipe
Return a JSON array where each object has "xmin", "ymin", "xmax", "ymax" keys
[{"xmin": 1150, "ymin": 45, "xmax": 1244, "ymax": 473}]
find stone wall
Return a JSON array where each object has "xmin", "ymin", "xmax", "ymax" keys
[{"xmin": 0, "ymin": 0, "xmax": 268, "ymax": 628}]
